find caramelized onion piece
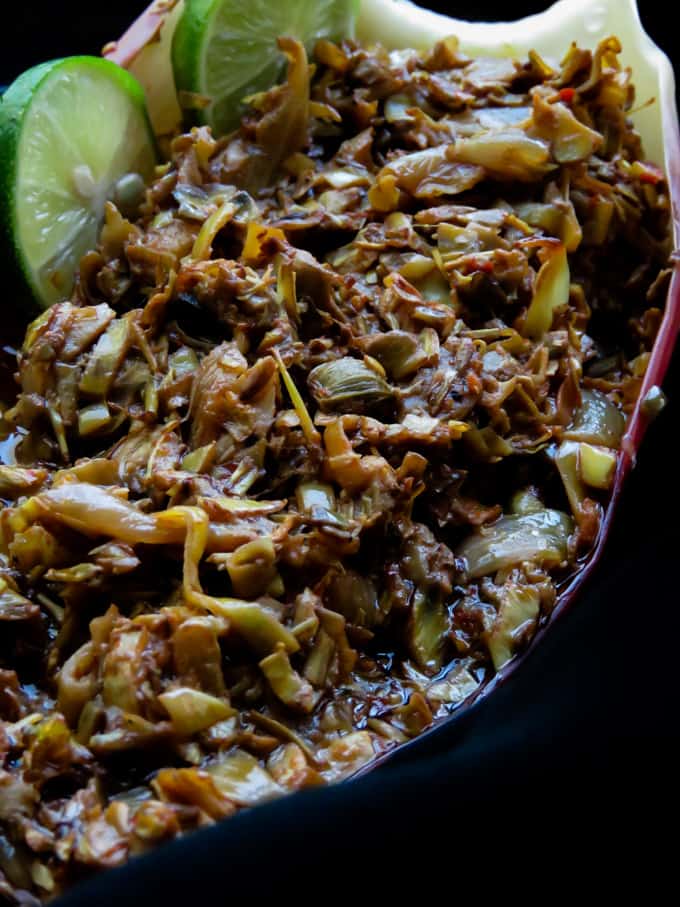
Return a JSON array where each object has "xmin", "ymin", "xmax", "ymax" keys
[
  {"xmin": 22, "ymin": 483, "xmax": 268, "ymax": 553},
  {"xmin": 308, "ymin": 358, "xmax": 393, "ymax": 413},
  {"xmin": 486, "ymin": 583, "xmax": 541, "ymax": 670},
  {"xmin": 563, "ymin": 389, "xmax": 625, "ymax": 448},
  {"xmin": 457, "ymin": 509, "xmax": 573, "ymax": 579}
]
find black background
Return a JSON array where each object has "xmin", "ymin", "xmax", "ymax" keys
[
  {"xmin": 3, "ymin": 2, "xmax": 679, "ymax": 901},
  {"xmin": 1, "ymin": 2, "xmax": 677, "ymax": 85}
]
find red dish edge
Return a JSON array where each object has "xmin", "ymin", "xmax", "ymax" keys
[{"xmin": 104, "ymin": 0, "xmax": 680, "ymax": 767}]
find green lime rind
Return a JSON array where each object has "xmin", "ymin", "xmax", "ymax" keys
[
  {"xmin": 0, "ymin": 56, "xmax": 157, "ymax": 312},
  {"xmin": 0, "ymin": 61, "xmax": 59, "ymax": 315},
  {"xmin": 172, "ymin": 0, "xmax": 359, "ymax": 137},
  {"xmin": 171, "ymin": 0, "xmax": 213, "ymax": 111}
]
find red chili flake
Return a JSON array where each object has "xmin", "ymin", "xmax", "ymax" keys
[
  {"xmin": 467, "ymin": 373, "xmax": 483, "ymax": 394},
  {"xmin": 467, "ymin": 258, "xmax": 494, "ymax": 274},
  {"xmin": 638, "ymin": 162, "xmax": 664, "ymax": 185},
  {"xmin": 558, "ymin": 87, "xmax": 576, "ymax": 103}
]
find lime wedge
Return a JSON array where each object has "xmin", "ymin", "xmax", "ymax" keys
[
  {"xmin": 172, "ymin": 0, "xmax": 358, "ymax": 136},
  {"xmin": 0, "ymin": 57, "xmax": 156, "ymax": 310}
]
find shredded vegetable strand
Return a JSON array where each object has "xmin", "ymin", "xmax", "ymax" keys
[{"xmin": 273, "ymin": 349, "xmax": 320, "ymax": 446}]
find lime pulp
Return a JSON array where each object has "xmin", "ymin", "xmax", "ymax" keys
[{"xmin": 0, "ymin": 56, "xmax": 156, "ymax": 309}]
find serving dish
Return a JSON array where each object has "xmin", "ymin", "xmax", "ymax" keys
[
  {"xmin": 106, "ymin": 0, "xmax": 680, "ymax": 743},
  {"xmin": 0, "ymin": 1, "xmax": 677, "ymax": 901}
]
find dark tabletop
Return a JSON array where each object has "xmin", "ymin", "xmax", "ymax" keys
[{"xmin": 3, "ymin": 2, "xmax": 679, "ymax": 899}]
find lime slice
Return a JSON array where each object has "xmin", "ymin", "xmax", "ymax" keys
[
  {"xmin": 0, "ymin": 57, "xmax": 156, "ymax": 310},
  {"xmin": 172, "ymin": 0, "xmax": 358, "ymax": 136}
]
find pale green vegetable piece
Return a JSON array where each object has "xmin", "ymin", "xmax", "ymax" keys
[
  {"xmin": 457, "ymin": 509, "xmax": 572, "ymax": 579},
  {"xmin": 296, "ymin": 480, "xmax": 336, "ymax": 515},
  {"xmin": 208, "ymin": 749, "xmax": 283, "ymax": 806},
  {"xmin": 159, "ymin": 687, "xmax": 236, "ymax": 735},
  {"xmin": 259, "ymin": 647, "xmax": 318, "ymax": 712},
  {"xmin": 303, "ymin": 629, "xmax": 335, "ymax": 686},
  {"xmin": 509, "ymin": 487, "xmax": 544, "ymax": 516},
  {"xmin": 326, "ymin": 571, "xmax": 384, "ymax": 628},
  {"xmin": 641, "ymin": 385, "xmax": 667, "ymax": 420},
  {"xmin": 531, "ymin": 92, "xmax": 602, "ymax": 163},
  {"xmin": 487, "ymin": 584, "xmax": 541, "ymax": 670},
  {"xmin": 77, "ymin": 402, "xmax": 112, "ymax": 437},
  {"xmin": 320, "ymin": 730, "xmax": 375, "ymax": 782},
  {"xmin": 578, "ymin": 443, "xmax": 617, "ymax": 490},
  {"xmin": 101, "ymin": 629, "xmax": 144, "ymax": 714},
  {"xmin": 206, "ymin": 598, "xmax": 300, "ymax": 655},
  {"xmin": 408, "ymin": 591, "xmax": 449, "ymax": 672},
  {"xmin": 226, "ymin": 537, "xmax": 279, "ymax": 599},
  {"xmin": 0, "ymin": 465, "xmax": 48, "ymax": 498},
  {"xmin": 563, "ymin": 389, "xmax": 625, "ymax": 448},
  {"xmin": 79, "ymin": 319, "xmax": 131, "ymax": 397},
  {"xmin": 555, "ymin": 441, "xmax": 586, "ymax": 518},
  {"xmin": 427, "ymin": 665, "xmax": 479, "ymax": 705},
  {"xmin": 0, "ymin": 576, "xmax": 39, "ymax": 620},
  {"xmin": 453, "ymin": 129, "xmax": 554, "ymax": 182},
  {"xmin": 181, "ymin": 443, "xmax": 216, "ymax": 473},
  {"xmin": 523, "ymin": 242, "xmax": 570, "ymax": 338},
  {"xmin": 362, "ymin": 329, "xmax": 439, "ymax": 380},
  {"xmin": 380, "ymin": 145, "xmax": 485, "ymax": 197},
  {"xmin": 308, "ymin": 357, "xmax": 393, "ymax": 413}
]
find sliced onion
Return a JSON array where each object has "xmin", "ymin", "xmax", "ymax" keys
[
  {"xmin": 158, "ymin": 687, "xmax": 235, "ymax": 736},
  {"xmin": 487, "ymin": 584, "xmax": 541, "ymax": 670},
  {"xmin": 457, "ymin": 508, "xmax": 572, "ymax": 579},
  {"xmin": 208, "ymin": 750, "xmax": 282, "ymax": 807},
  {"xmin": 563, "ymin": 389, "xmax": 625, "ymax": 448}
]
